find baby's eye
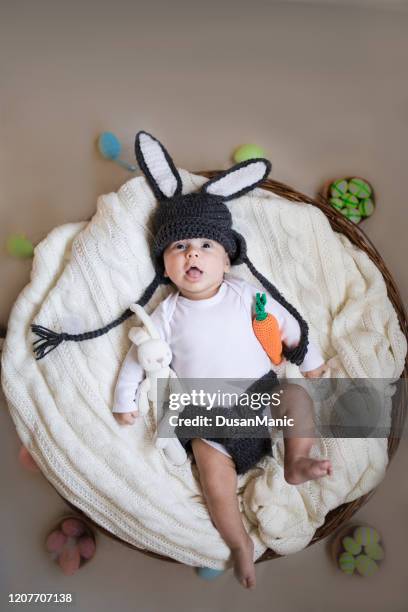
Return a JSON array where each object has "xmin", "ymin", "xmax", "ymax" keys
[
  {"xmin": 202, "ymin": 242, "xmax": 212, "ymax": 248},
  {"xmin": 175, "ymin": 243, "xmax": 186, "ymax": 250}
]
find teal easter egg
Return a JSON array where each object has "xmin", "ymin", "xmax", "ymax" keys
[
  {"xmin": 354, "ymin": 526, "xmax": 380, "ymax": 547},
  {"xmin": 338, "ymin": 552, "xmax": 356, "ymax": 575},
  {"xmin": 359, "ymin": 198, "xmax": 375, "ymax": 217},
  {"xmin": 98, "ymin": 131, "xmax": 121, "ymax": 160},
  {"xmin": 330, "ymin": 179, "xmax": 349, "ymax": 198},
  {"xmin": 196, "ymin": 567, "xmax": 225, "ymax": 580},
  {"xmin": 364, "ymin": 543, "xmax": 384, "ymax": 561},
  {"xmin": 340, "ymin": 193, "xmax": 359, "ymax": 207},
  {"xmin": 355, "ymin": 554, "xmax": 378, "ymax": 577},
  {"xmin": 233, "ymin": 144, "xmax": 267, "ymax": 163},
  {"xmin": 349, "ymin": 178, "xmax": 372, "ymax": 198},
  {"xmin": 342, "ymin": 536, "xmax": 362, "ymax": 556}
]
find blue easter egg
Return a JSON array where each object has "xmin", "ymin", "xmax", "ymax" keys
[
  {"xmin": 196, "ymin": 567, "xmax": 224, "ymax": 580},
  {"xmin": 98, "ymin": 132, "xmax": 121, "ymax": 160}
]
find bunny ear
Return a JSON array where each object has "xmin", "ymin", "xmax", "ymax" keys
[
  {"xmin": 129, "ymin": 303, "xmax": 160, "ymax": 339},
  {"xmin": 129, "ymin": 327, "xmax": 150, "ymax": 346},
  {"xmin": 202, "ymin": 159, "xmax": 271, "ymax": 201},
  {"xmin": 135, "ymin": 131, "xmax": 182, "ymax": 201}
]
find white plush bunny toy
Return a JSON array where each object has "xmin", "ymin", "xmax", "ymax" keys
[{"xmin": 128, "ymin": 303, "xmax": 187, "ymax": 466}]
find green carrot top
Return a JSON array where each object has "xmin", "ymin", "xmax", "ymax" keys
[{"xmin": 255, "ymin": 293, "xmax": 268, "ymax": 321}]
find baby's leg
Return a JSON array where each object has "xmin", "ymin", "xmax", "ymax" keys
[
  {"xmin": 272, "ymin": 383, "xmax": 332, "ymax": 484},
  {"xmin": 191, "ymin": 438, "xmax": 256, "ymax": 590}
]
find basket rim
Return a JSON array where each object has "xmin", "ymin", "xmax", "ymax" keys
[{"xmin": 41, "ymin": 173, "xmax": 408, "ymax": 564}]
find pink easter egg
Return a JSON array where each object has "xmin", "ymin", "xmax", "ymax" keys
[
  {"xmin": 77, "ymin": 535, "xmax": 96, "ymax": 560},
  {"xmin": 18, "ymin": 446, "xmax": 40, "ymax": 472},
  {"xmin": 45, "ymin": 530, "xmax": 67, "ymax": 554},
  {"xmin": 61, "ymin": 518, "xmax": 86, "ymax": 538},
  {"xmin": 58, "ymin": 545, "xmax": 81, "ymax": 576}
]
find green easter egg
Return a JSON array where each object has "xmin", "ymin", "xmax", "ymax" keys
[
  {"xmin": 364, "ymin": 543, "xmax": 384, "ymax": 561},
  {"xmin": 338, "ymin": 552, "xmax": 356, "ymax": 575},
  {"xmin": 233, "ymin": 144, "xmax": 267, "ymax": 163},
  {"xmin": 345, "ymin": 207, "xmax": 362, "ymax": 224},
  {"xmin": 354, "ymin": 526, "xmax": 380, "ymax": 547},
  {"xmin": 340, "ymin": 193, "xmax": 359, "ymax": 207},
  {"xmin": 6, "ymin": 234, "xmax": 34, "ymax": 258},
  {"xmin": 342, "ymin": 536, "xmax": 362, "ymax": 556},
  {"xmin": 330, "ymin": 197, "xmax": 344, "ymax": 210},
  {"xmin": 355, "ymin": 554, "xmax": 378, "ymax": 577},
  {"xmin": 359, "ymin": 198, "xmax": 375, "ymax": 217},
  {"xmin": 349, "ymin": 178, "xmax": 372, "ymax": 199},
  {"xmin": 330, "ymin": 179, "xmax": 349, "ymax": 198},
  {"xmin": 339, "ymin": 208, "xmax": 360, "ymax": 222}
]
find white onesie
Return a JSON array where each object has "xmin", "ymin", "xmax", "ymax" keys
[{"xmin": 112, "ymin": 275, "xmax": 324, "ymax": 456}]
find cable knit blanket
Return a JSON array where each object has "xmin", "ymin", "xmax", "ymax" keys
[{"xmin": 1, "ymin": 170, "xmax": 406, "ymax": 569}]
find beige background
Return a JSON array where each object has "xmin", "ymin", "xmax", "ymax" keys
[{"xmin": 1, "ymin": 1, "xmax": 407, "ymax": 610}]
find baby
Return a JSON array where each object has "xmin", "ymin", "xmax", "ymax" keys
[
  {"xmin": 30, "ymin": 131, "xmax": 332, "ymax": 589},
  {"xmin": 113, "ymin": 235, "xmax": 332, "ymax": 590}
]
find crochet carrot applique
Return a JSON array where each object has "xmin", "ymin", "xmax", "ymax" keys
[{"xmin": 252, "ymin": 293, "xmax": 282, "ymax": 365}]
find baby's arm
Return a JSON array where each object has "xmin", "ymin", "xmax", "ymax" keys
[
  {"xmin": 112, "ymin": 343, "xmax": 145, "ymax": 425},
  {"xmin": 112, "ymin": 300, "xmax": 170, "ymax": 425},
  {"xmin": 247, "ymin": 282, "xmax": 326, "ymax": 375},
  {"xmin": 273, "ymin": 307, "xmax": 326, "ymax": 375}
]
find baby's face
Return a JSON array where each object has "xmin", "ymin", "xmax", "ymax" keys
[{"xmin": 163, "ymin": 237, "xmax": 230, "ymax": 300}]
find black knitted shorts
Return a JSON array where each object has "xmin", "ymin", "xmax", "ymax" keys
[{"xmin": 174, "ymin": 369, "xmax": 280, "ymax": 475}]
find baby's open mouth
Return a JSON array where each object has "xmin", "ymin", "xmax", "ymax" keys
[{"xmin": 186, "ymin": 266, "xmax": 203, "ymax": 280}]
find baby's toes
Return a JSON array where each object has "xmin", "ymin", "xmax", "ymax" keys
[
  {"xmin": 246, "ymin": 575, "xmax": 256, "ymax": 590},
  {"xmin": 240, "ymin": 575, "xmax": 255, "ymax": 590}
]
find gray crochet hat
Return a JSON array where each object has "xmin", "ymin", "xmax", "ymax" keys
[{"xmin": 32, "ymin": 131, "xmax": 309, "ymax": 363}]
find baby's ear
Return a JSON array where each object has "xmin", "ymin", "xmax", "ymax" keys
[{"xmin": 201, "ymin": 159, "xmax": 271, "ymax": 202}]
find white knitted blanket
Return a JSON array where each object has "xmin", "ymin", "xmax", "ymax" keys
[{"xmin": 2, "ymin": 171, "xmax": 406, "ymax": 569}]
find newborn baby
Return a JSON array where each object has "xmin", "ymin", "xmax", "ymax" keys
[
  {"xmin": 113, "ymin": 236, "xmax": 332, "ymax": 590},
  {"xmin": 31, "ymin": 130, "xmax": 333, "ymax": 590}
]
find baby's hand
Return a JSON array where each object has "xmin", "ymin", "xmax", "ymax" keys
[
  {"xmin": 303, "ymin": 363, "xmax": 329, "ymax": 378},
  {"xmin": 113, "ymin": 410, "xmax": 139, "ymax": 426}
]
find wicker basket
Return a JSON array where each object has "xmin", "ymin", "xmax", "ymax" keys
[{"xmin": 56, "ymin": 174, "xmax": 408, "ymax": 565}]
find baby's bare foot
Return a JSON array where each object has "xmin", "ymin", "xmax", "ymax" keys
[
  {"xmin": 231, "ymin": 535, "xmax": 256, "ymax": 590},
  {"xmin": 284, "ymin": 457, "xmax": 333, "ymax": 485}
]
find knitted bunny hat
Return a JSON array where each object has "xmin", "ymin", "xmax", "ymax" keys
[{"xmin": 32, "ymin": 131, "xmax": 309, "ymax": 363}]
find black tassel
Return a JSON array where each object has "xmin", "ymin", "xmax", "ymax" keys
[
  {"xmin": 30, "ymin": 273, "xmax": 163, "ymax": 360},
  {"xmin": 31, "ymin": 325, "xmax": 69, "ymax": 359}
]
